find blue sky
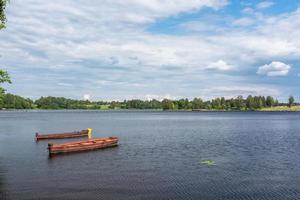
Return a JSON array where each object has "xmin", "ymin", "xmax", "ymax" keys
[{"xmin": 0, "ymin": 0, "xmax": 300, "ymax": 101}]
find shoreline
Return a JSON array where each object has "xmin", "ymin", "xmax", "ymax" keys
[{"xmin": 1, "ymin": 108, "xmax": 300, "ymax": 112}]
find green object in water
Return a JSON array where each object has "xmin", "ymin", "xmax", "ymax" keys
[{"xmin": 201, "ymin": 160, "xmax": 216, "ymax": 166}]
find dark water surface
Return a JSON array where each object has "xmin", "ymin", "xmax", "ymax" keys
[{"xmin": 0, "ymin": 111, "xmax": 300, "ymax": 200}]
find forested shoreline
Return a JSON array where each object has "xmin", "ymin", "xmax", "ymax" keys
[
  {"xmin": 0, "ymin": 94, "xmax": 298, "ymax": 111},
  {"xmin": 0, "ymin": 72, "xmax": 298, "ymax": 111}
]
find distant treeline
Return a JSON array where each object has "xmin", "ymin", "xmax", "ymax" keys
[
  {"xmin": 0, "ymin": 94, "xmax": 297, "ymax": 110},
  {"xmin": 0, "ymin": 93, "xmax": 34, "ymax": 109}
]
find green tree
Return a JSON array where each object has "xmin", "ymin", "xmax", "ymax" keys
[
  {"xmin": 149, "ymin": 99, "xmax": 161, "ymax": 109},
  {"xmin": 192, "ymin": 98, "xmax": 203, "ymax": 109},
  {"xmin": 211, "ymin": 98, "xmax": 222, "ymax": 109},
  {"xmin": 0, "ymin": 0, "xmax": 8, "ymax": 29},
  {"xmin": 162, "ymin": 99, "xmax": 174, "ymax": 110},
  {"xmin": 252, "ymin": 96, "xmax": 262, "ymax": 109},
  {"xmin": 235, "ymin": 96, "xmax": 245, "ymax": 110},
  {"xmin": 0, "ymin": 70, "xmax": 11, "ymax": 84},
  {"xmin": 177, "ymin": 99, "xmax": 186, "ymax": 110},
  {"xmin": 261, "ymin": 96, "xmax": 266, "ymax": 107},
  {"xmin": 1, "ymin": 1, "xmax": 11, "ymax": 107},
  {"xmin": 109, "ymin": 101, "xmax": 117, "ymax": 109},
  {"xmin": 0, "ymin": 70, "xmax": 11, "ymax": 108},
  {"xmin": 220, "ymin": 97, "xmax": 226, "ymax": 109},
  {"xmin": 204, "ymin": 101, "xmax": 212, "ymax": 109},
  {"xmin": 2, "ymin": 93, "xmax": 34, "ymax": 109},
  {"xmin": 288, "ymin": 96, "xmax": 295, "ymax": 107},
  {"xmin": 246, "ymin": 95, "xmax": 254, "ymax": 110},
  {"xmin": 266, "ymin": 96, "xmax": 274, "ymax": 107}
]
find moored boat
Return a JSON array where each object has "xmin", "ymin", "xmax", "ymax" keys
[
  {"xmin": 36, "ymin": 128, "xmax": 92, "ymax": 140},
  {"xmin": 48, "ymin": 137, "xmax": 119, "ymax": 155}
]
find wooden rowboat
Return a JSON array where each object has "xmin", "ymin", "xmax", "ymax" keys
[
  {"xmin": 36, "ymin": 129, "xmax": 90, "ymax": 141},
  {"xmin": 48, "ymin": 137, "xmax": 119, "ymax": 155}
]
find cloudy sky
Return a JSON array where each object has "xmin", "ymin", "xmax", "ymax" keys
[{"xmin": 0, "ymin": 0, "xmax": 300, "ymax": 101}]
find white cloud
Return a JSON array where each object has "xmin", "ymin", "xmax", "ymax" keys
[
  {"xmin": 3, "ymin": 0, "xmax": 299, "ymax": 70},
  {"xmin": 207, "ymin": 60, "xmax": 234, "ymax": 71},
  {"xmin": 0, "ymin": 0, "xmax": 299, "ymax": 100},
  {"xmin": 256, "ymin": 1, "xmax": 274, "ymax": 9},
  {"xmin": 242, "ymin": 7, "xmax": 255, "ymax": 14},
  {"xmin": 1, "ymin": 0, "xmax": 231, "ymax": 70},
  {"xmin": 83, "ymin": 94, "xmax": 91, "ymax": 101},
  {"xmin": 67, "ymin": 0, "xmax": 228, "ymax": 25},
  {"xmin": 144, "ymin": 94, "xmax": 178, "ymax": 101},
  {"xmin": 180, "ymin": 21, "xmax": 218, "ymax": 32},
  {"xmin": 202, "ymin": 85, "xmax": 280, "ymax": 98},
  {"xmin": 232, "ymin": 17, "xmax": 254, "ymax": 26},
  {"xmin": 257, "ymin": 61, "xmax": 291, "ymax": 76}
]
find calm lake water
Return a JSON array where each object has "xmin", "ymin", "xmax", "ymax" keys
[{"xmin": 0, "ymin": 111, "xmax": 300, "ymax": 200}]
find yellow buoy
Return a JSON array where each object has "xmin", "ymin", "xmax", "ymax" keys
[{"xmin": 87, "ymin": 128, "xmax": 92, "ymax": 139}]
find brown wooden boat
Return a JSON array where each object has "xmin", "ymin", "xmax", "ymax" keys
[
  {"xmin": 48, "ymin": 137, "xmax": 119, "ymax": 155},
  {"xmin": 36, "ymin": 129, "xmax": 91, "ymax": 141}
]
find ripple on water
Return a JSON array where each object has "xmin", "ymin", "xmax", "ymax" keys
[{"xmin": 0, "ymin": 111, "xmax": 300, "ymax": 199}]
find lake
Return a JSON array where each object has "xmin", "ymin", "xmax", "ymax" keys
[{"xmin": 0, "ymin": 111, "xmax": 300, "ymax": 200}]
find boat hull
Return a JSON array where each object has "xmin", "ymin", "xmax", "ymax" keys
[
  {"xmin": 48, "ymin": 137, "xmax": 119, "ymax": 155},
  {"xmin": 36, "ymin": 130, "xmax": 88, "ymax": 140}
]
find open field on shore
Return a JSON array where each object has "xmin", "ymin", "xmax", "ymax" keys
[{"xmin": 260, "ymin": 105, "xmax": 300, "ymax": 112}]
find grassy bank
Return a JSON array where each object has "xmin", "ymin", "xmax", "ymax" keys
[{"xmin": 260, "ymin": 105, "xmax": 300, "ymax": 112}]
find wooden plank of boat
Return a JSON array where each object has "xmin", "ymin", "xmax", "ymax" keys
[
  {"xmin": 48, "ymin": 137, "xmax": 119, "ymax": 154},
  {"xmin": 36, "ymin": 129, "xmax": 89, "ymax": 140}
]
